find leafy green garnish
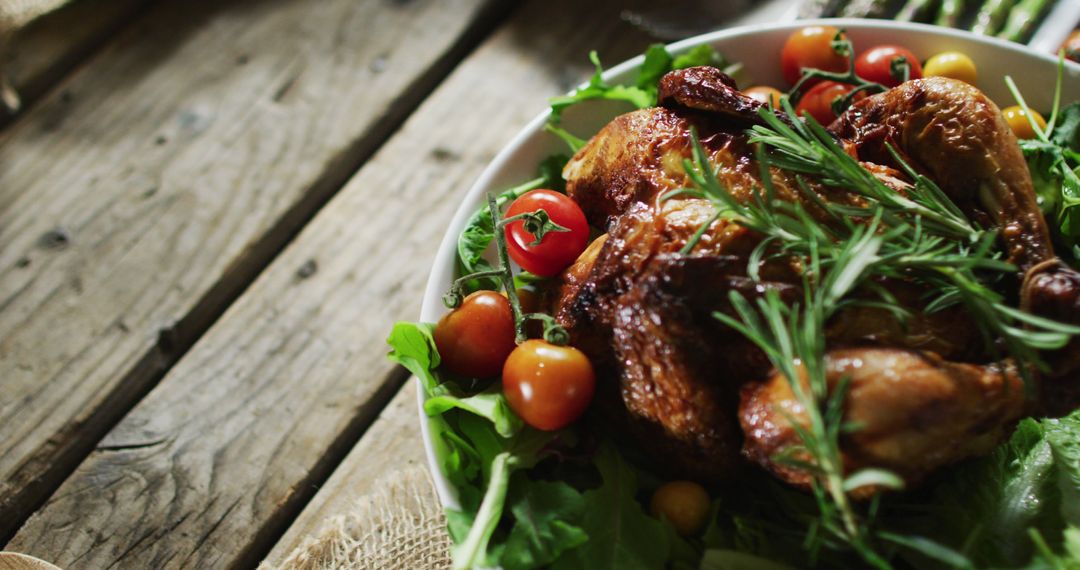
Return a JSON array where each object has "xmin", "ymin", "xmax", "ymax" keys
[
  {"xmin": 500, "ymin": 477, "xmax": 589, "ymax": 570},
  {"xmin": 548, "ymin": 50, "xmax": 656, "ymax": 125},
  {"xmin": 1010, "ymin": 57, "xmax": 1080, "ymax": 256},
  {"xmin": 547, "ymin": 43, "xmax": 734, "ymax": 151},
  {"xmin": 552, "ymin": 447, "xmax": 672, "ymax": 570},
  {"xmin": 388, "ymin": 322, "xmax": 682, "ymax": 570}
]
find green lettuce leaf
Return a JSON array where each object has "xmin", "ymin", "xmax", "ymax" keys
[
  {"xmin": 1046, "ymin": 412, "xmax": 1080, "ymax": 526},
  {"xmin": 672, "ymin": 44, "xmax": 728, "ymax": 70},
  {"xmin": 552, "ymin": 447, "xmax": 671, "ymax": 570},
  {"xmin": 499, "ymin": 477, "xmax": 589, "ymax": 570},
  {"xmin": 1051, "ymin": 103, "xmax": 1080, "ymax": 151}
]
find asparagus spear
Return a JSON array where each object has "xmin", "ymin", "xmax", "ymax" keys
[
  {"xmin": 799, "ymin": 0, "xmax": 849, "ymax": 17},
  {"xmin": 839, "ymin": 0, "xmax": 890, "ymax": 17},
  {"xmin": 971, "ymin": 0, "xmax": 1017, "ymax": 35},
  {"xmin": 897, "ymin": 0, "xmax": 940, "ymax": 22},
  {"xmin": 998, "ymin": 0, "xmax": 1052, "ymax": 42},
  {"xmin": 936, "ymin": 0, "xmax": 964, "ymax": 27}
]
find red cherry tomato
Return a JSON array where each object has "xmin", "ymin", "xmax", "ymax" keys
[
  {"xmin": 855, "ymin": 45, "xmax": 923, "ymax": 88},
  {"xmin": 780, "ymin": 26, "xmax": 850, "ymax": 86},
  {"xmin": 504, "ymin": 190, "xmax": 590, "ymax": 277},
  {"xmin": 796, "ymin": 81, "xmax": 864, "ymax": 125},
  {"xmin": 433, "ymin": 291, "xmax": 516, "ymax": 378},
  {"xmin": 502, "ymin": 340, "xmax": 595, "ymax": 431}
]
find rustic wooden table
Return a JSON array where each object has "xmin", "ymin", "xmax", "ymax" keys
[{"xmin": 0, "ymin": 0, "xmax": 660, "ymax": 567}]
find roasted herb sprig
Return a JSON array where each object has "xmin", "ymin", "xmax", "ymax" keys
[{"xmin": 674, "ymin": 103, "xmax": 1080, "ymax": 567}]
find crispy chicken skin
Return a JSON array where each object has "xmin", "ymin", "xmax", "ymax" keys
[
  {"xmin": 740, "ymin": 348, "xmax": 1027, "ymax": 490},
  {"xmin": 834, "ymin": 76, "xmax": 1080, "ymax": 407},
  {"xmin": 832, "ymin": 76, "xmax": 1050, "ymax": 271},
  {"xmin": 556, "ymin": 66, "xmax": 1079, "ymax": 489}
]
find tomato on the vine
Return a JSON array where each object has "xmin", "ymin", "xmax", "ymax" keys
[
  {"xmin": 780, "ymin": 26, "xmax": 850, "ymax": 86},
  {"xmin": 855, "ymin": 45, "xmax": 923, "ymax": 88},
  {"xmin": 795, "ymin": 81, "xmax": 864, "ymax": 125},
  {"xmin": 743, "ymin": 86, "xmax": 784, "ymax": 108},
  {"xmin": 503, "ymin": 340, "xmax": 595, "ymax": 431},
  {"xmin": 433, "ymin": 291, "xmax": 516, "ymax": 378},
  {"xmin": 504, "ymin": 189, "xmax": 590, "ymax": 277}
]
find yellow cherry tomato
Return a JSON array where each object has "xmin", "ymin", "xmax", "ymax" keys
[
  {"xmin": 743, "ymin": 86, "xmax": 784, "ymax": 108},
  {"xmin": 650, "ymin": 481, "xmax": 711, "ymax": 537},
  {"xmin": 1001, "ymin": 105, "xmax": 1047, "ymax": 140},
  {"xmin": 923, "ymin": 51, "xmax": 977, "ymax": 85}
]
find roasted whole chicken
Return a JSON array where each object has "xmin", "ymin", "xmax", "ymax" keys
[{"xmin": 551, "ymin": 66, "xmax": 1080, "ymax": 487}]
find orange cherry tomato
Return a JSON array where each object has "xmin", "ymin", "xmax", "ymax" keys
[
  {"xmin": 1002, "ymin": 105, "xmax": 1047, "ymax": 140},
  {"xmin": 650, "ymin": 481, "xmax": 711, "ymax": 537},
  {"xmin": 434, "ymin": 291, "xmax": 516, "ymax": 378},
  {"xmin": 855, "ymin": 45, "xmax": 923, "ymax": 88},
  {"xmin": 795, "ymin": 81, "xmax": 864, "ymax": 125},
  {"xmin": 743, "ymin": 86, "xmax": 784, "ymax": 108},
  {"xmin": 502, "ymin": 340, "xmax": 595, "ymax": 431},
  {"xmin": 780, "ymin": 26, "xmax": 850, "ymax": 86}
]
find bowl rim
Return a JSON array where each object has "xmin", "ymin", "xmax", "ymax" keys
[{"xmin": 414, "ymin": 17, "xmax": 1080, "ymax": 512}]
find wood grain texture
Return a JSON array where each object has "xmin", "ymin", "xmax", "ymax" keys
[
  {"xmin": 8, "ymin": 0, "xmax": 654, "ymax": 566},
  {"xmin": 1, "ymin": 0, "xmax": 151, "ymax": 121},
  {"xmin": 261, "ymin": 385, "xmax": 427, "ymax": 568},
  {"xmin": 0, "ymin": 0, "xmax": 502, "ymax": 544}
]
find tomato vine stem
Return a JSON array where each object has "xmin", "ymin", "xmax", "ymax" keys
[{"xmin": 446, "ymin": 193, "xmax": 570, "ymax": 346}]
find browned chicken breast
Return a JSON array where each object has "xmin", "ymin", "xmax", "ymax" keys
[{"xmin": 556, "ymin": 66, "xmax": 1077, "ymax": 489}]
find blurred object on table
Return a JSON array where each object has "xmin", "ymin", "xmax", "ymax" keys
[
  {"xmin": 1064, "ymin": 29, "xmax": 1080, "ymax": 62},
  {"xmin": 800, "ymin": 0, "xmax": 1080, "ymax": 47},
  {"xmin": 0, "ymin": 0, "xmax": 72, "ymax": 111},
  {"xmin": 621, "ymin": 0, "xmax": 1079, "ymax": 54}
]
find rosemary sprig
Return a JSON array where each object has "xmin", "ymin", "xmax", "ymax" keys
[{"xmin": 674, "ymin": 106, "xmax": 1080, "ymax": 565}]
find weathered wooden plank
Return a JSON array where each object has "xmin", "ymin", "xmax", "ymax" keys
[
  {"xmin": 0, "ymin": 0, "xmax": 504, "ymax": 544},
  {"xmin": 262, "ymin": 386, "xmax": 427, "ymax": 568},
  {"xmin": 1, "ymin": 0, "xmax": 151, "ymax": 121},
  {"xmin": 6, "ymin": 0, "xmax": 654, "ymax": 566}
]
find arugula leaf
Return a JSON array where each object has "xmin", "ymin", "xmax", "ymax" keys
[
  {"xmin": 672, "ymin": 44, "xmax": 727, "ymax": 70},
  {"xmin": 499, "ymin": 477, "xmax": 589, "ymax": 570},
  {"xmin": 388, "ymin": 321, "xmax": 579, "ymax": 570},
  {"xmin": 882, "ymin": 411, "xmax": 1080, "ymax": 568},
  {"xmin": 1051, "ymin": 103, "xmax": 1080, "ymax": 151},
  {"xmin": 425, "ymin": 387, "xmax": 523, "ymax": 439},
  {"xmin": 549, "ymin": 51, "xmax": 656, "ymax": 125},
  {"xmin": 636, "ymin": 44, "xmax": 674, "ymax": 101},
  {"xmin": 552, "ymin": 447, "xmax": 671, "ymax": 570},
  {"xmin": 1045, "ymin": 412, "xmax": 1080, "ymax": 526},
  {"xmin": 546, "ymin": 43, "xmax": 731, "ymax": 154},
  {"xmin": 927, "ymin": 418, "xmax": 1061, "ymax": 566}
]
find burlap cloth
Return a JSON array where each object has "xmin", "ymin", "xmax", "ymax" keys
[
  {"xmin": 0, "ymin": 0, "xmax": 73, "ymax": 110},
  {"xmin": 264, "ymin": 466, "xmax": 453, "ymax": 570}
]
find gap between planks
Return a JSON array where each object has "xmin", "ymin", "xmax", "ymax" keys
[
  {"xmin": 0, "ymin": 0, "xmax": 158, "ymax": 128},
  {"xmin": 0, "ymin": 0, "xmax": 514, "ymax": 547}
]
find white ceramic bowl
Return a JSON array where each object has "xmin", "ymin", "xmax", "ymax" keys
[{"xmin": 417, "ymin": 19, "xmax": 1080, "ymax": 511}]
